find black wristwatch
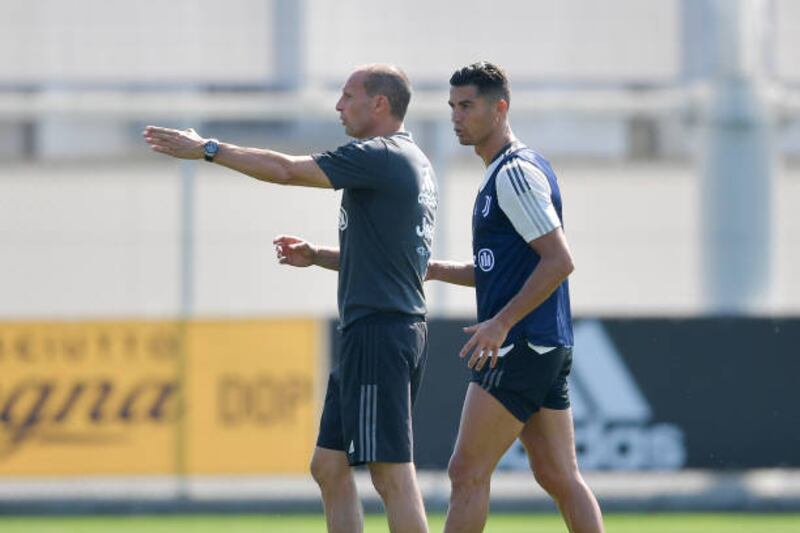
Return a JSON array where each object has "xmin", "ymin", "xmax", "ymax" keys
[{"xmin": 203, "ymin": 138, "xmax": 220, "ymax": 162}]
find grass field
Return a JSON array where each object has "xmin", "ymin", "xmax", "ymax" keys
[{"xmin": 0, "ymin": 513, "xmax": 798, "ymax": 532}]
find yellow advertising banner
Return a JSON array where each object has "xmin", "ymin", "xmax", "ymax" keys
[
  {"xmin": 0, "ymin": 319, "xmax": 322, "ymax": 476},
  {"xmin": 186, "ymin": 319, "xmax": 321, "ymax": 474}
]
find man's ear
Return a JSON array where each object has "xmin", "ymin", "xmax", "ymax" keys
[
  {"xmin": 496, "ymin": 98, "xmax": 509, "ymax": 115},
  {"xmin": 374, "ymin": 94, "xmax": 391, "ymax": 115}
]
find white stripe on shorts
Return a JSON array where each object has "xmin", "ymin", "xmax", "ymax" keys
[{"xmin": 359, "ymin": 384, "xmax": 378, "ymax": 462}]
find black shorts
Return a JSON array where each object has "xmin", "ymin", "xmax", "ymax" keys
[
  {"xmin": 317, "ymin": 313, "xmax": 428, "ymax": 466},
  {"xmin": 470, "ymin": 343, "xmax": 571, "ymax": 423}
]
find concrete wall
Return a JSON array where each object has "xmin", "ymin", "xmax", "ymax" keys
[
  {"xmin": 0, "ymin": 0, "xmax": 275, "ymax": 85},
  {"xmin": 2, "ymin": 157, "xmax": 798, "ymax": 319},
  {"xmin": 307, "ymin": 0, "xmax": 680, "ymax": 84},
  {"xmin": 0, "ymin": 0, "xmax": 681, "ymax": 86},
  {"xmin": 4, "ymin": 0, "xmax": 799, "ymax": 86}
]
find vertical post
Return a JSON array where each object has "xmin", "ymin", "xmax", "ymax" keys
[
  {"xmin": 179, "ymin": 159, "xmax": 196, "ymax": 343},
  {"xmin": 274, "ymin": 0, "xmax": 305, "ymax": 90},
  {"xmin": 700, "ymin": 0, "xmax": 775, "ymax": 312},
  {"xmin": 176, "ymin": 158, "xmax": 195, "ymax": 499},
  {"xmin": 422, "ymin": 119, "xmax": 452, "ymax": 314}
]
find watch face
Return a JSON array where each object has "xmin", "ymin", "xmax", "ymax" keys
[{"xmin": 204, "ymin": 140, "xmax": 219, "ymax": 154}]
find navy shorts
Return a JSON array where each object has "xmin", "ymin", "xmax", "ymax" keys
[
  {"xmin": 317, "ymin": 313, "xmax": 428, "ymax": 466},
  {"xmin": 470, "ymin": 343, "xmax": 572, "ymax": 423}
]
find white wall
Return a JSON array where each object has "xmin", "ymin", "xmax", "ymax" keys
[
  {"xmin": 1, "ymin": 0, "xmax": 798, "ymax": 319},
  {"xmin": 0, "ymin": 159, "xmax": 339, "ymax": 319},
  {"xmin": 775, "ymin": 0, "xmax": 800, "ymax": 82},
  {"xmin": 0, "ymin": 0, "xmax": 683, "ymax": 86},
  {"xmin": 0, "ymin": 0, "xmax": 275, "ymax": 84},
  {"xmin": 306, "ymin": 0, "xmax": 680, "ymax": 84},
  {"xmin": 2, "ymin": 157, "xmax": 798, "ymax": 319},
  {"xmin": 5, "ymin": 0, "xmax": 800, "ymax": 87}
]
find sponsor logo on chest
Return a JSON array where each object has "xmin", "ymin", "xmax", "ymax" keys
[{"xmin": 474, "ymin": 248, "xmax": 495, "ymax": 272}]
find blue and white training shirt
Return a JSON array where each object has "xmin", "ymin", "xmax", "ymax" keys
[{"xmin": 472, "ymin": 140, "xmax": 573, "ymax": 349}]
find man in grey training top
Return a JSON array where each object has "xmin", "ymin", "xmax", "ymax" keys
[{"xmin": 143, "ymin": 64, "xmax": 437, "ymax": 533}]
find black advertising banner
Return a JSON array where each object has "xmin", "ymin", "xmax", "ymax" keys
[
  {"xmin": 600, "ymin": 318, "xmax": 800, "ymax": 469},
  {"xmin": 329, "ymin": 318, "xmax": 800, "ymax": 470}
]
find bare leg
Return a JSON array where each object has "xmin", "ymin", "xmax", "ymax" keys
[
  {"xmin": 443, "ymin": 384, "xmax": 523, "ymax": 533},
  {"xmin": 367, "ymin": 461, "xmax": 428, "ymax": 533},
  {"xmin": 310, "ymin": 447, "xmax": 363, "ymax": 533},
  {"xmin": 520, "ymin": 408, "xmax": 604, "ymax": 533}
]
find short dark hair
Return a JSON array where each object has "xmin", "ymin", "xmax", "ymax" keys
[
  {"xmin": 450, "ymin": 61, "xmax": 510, "ymax": 106},
  {"xmin": 362, "ymin": 65, "xmax": 412, "ymax": 121}
]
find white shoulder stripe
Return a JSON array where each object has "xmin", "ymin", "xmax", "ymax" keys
[
  {"xmin": 507, "ymin": 162, "xmax": 551, "ymax": 232},
  {"xmin": 514, "ymin": 159, "xmax": 553, "ymax": 196},
  {"xmin": 496, "ymin": 161, "xmax": 561, "ymax": 242}
]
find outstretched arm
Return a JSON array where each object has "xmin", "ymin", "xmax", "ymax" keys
[
  {"xmin": 273, "ymin": 235, "xmax": 340, "ymax": 272},
  {"xmin": 425, "ymin": 260, "xmax": 475, "ymax": 287},
  {"xmin": 143, "ymin": 126, "xmax": 332, "ymax": 188}
]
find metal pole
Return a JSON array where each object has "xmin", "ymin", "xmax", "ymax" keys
[
  {"xmin": 274, "ymin": 0, "xmax": 305, "ymax": 90},
  {"xmin": 175, "ymin": 157, "xmax": 195, "ymax": 500},
  {"xmin": 421, "ymin": 119, "xmax": 452, "ymax": 315},
  {"xmin": 700, "ymin": 0, "xmax": 775, "ymax": 312},
  {"xmin": 179, "ymin": 160, "xmax": 196, "ymax": 317}
]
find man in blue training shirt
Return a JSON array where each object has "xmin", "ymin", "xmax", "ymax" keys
[
  {"xmin": 143, "ymin": 64, "xmax": 435, "ymax": 533},
  {"xmin": 426, "ymin": 62, "xmax": 604, "ymax": 533}
]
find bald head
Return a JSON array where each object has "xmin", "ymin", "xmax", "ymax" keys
[{"xmin": 356, "ymin": 64, "xmax": 412, "ymax": 121}]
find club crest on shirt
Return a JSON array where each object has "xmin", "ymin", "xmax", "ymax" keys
[
  {"xmin": 481, "ymin": 195, "xmax": 492, "ymax": 217},
  {"xmin": 338, "ymin": 206, "xmax": 348, "ymax": 231}
]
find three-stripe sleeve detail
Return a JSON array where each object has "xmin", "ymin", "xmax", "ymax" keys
[
  {"xmin": 509, "ymin": 162, "xmax": 550, "ymax": 232},
  {"xmin": 496, "ymin": 160, "xmax": 561, "ymax": 242}
]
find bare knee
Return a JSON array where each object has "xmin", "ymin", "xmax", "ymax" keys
[
  {"xmin": 368, "ymin": 463, "xmax": 414, "ymax": 500},
  {"xmin": 533, "ymin": 464, "xmax": 580, "ymax": 500},
  {"xmin": 369, "ymin": 468, "xmax": 398, "ymax": 499},
  {"xmin": 447, "ymin": 452, "xmax": 492, "ymax": 493},
  {"xmin": 310, "ymin": 451, "xmax": 351, "ymax": 491}
]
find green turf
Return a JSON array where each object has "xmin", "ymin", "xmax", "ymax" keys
[{"xmin": 0, "ymin": 513, "xmax": 797, "ymax": 532}]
